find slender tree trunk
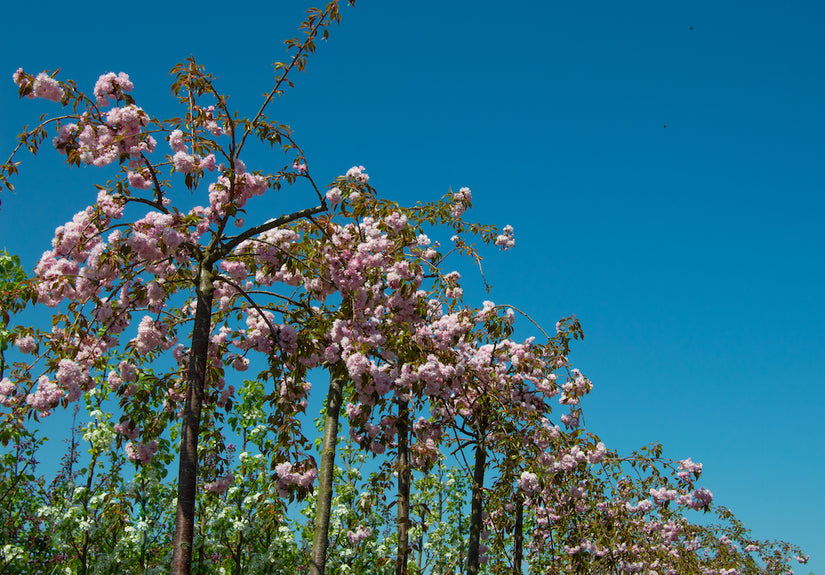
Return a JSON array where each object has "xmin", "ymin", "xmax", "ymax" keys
[
  {"xmin": 233, "ymin": 531, "xmax": 244, "ymax": 575},
  {"xmin": 309, "ymin": 366, "xmax": 347, "ymax": 575},
  {"xmin": 396, "ymin": 399, "xmax": 411, "ymax": 575},
  {"xmin": 171, "ymin": 266, "xmax": 215, "ymax": 575},
  {"xmin": 466, "ymin": 419, "xmax": 488, "ymax": 575},
  {"xmin": 513, "ymin": 491, "xmax": 523, "ymax": 575},
  {"xmin": 417, "ymin": 502, "xmax": 425, "ymax": 573}
]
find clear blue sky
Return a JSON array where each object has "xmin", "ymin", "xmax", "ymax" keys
[{"xmin": 1, "ymin": 1, "xmax": 823, "ymax": 572}]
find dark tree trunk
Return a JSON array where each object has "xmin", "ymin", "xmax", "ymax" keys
[
  {"xmin": 396, "ymin": 399, "xmax": 411, "ymax": 575},
  {"xmin": 309, "ymin": 367, "xmax": 346, "ymax": 575},
  {"xmin": 171, "ymin": 266, "xmax": 215, "ymax": 575},
  {"xmin": 514, "ymin": 491, "xmax": 524, "ymax": 574},
  {"xmin": 466, "ymin": 419, "xmax": 488, "ymax": 575}
]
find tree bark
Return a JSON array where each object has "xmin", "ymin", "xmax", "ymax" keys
[
  {"xmin": 466, "ymin": 419, "xmax": 488, "ymax": 575},
  {"xmin": 396, "ymin": 399, "xmax": 411, "ymax": 575},
  {"xmin": 309, "ymin": 367, "xmax": 346, "ymax": 575},
  {"xmin": 513, "ymin": 491, "xmax": 523, "ymax": 575},
  {"xmin": 171, "ymin": 265, "xmax": 215, "ymax": 575}
]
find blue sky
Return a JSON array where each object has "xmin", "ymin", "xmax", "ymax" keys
[{"xmin": 1, "ymin": 0, "xmax": 823, "ymax": 571}]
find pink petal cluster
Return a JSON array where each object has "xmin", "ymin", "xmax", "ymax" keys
[
  {"xmin": 33, "ymin": 72, "xmax": 64, "ymax": 102},
  {"xmin": 325, "ymin": 187, "xmax": 342, "ymax": 205},
  {"xmin": 273, "ymin": 461, "xmax": 317, "ymax": 497},
  {"xmin": 204, "ymin": 474, "xmax": 234, "ymax": 494},
  {"xmin": 125, "ymin": 440, "xmax": 159, "ymax": 464},
  {"xmin": 495, "ymin": 224, "xmax": 515, "ymax": 250},
  {"xmin": 346, "ymin": 525, "xmax": 371, "ymax": 545},
  {"xmin": 677, "ymin": 457, "xmax": 703, "ymax": 481},
  {"xmin": 0, "ymin": 378, "xmax": 18, "ymax": 407},
  {"xmin": 93, "ymin": 72, "xmax": 133, "ymax": 106},
  {"xmin": 15, "ymin": 335, "xmax": 36, "ymax": 354},
  {"xmin": 26, "ymin": 376, "xmax": 64, "ymax": 414},
  {"xmin": 451, "ymin": 186, "xmax": 472, "ymax": 218},
  {"xmin": 518, "ymin": 471, "xmax": 541, "ymax": 494},
  {"xmin": 345, "ymin": 165, "xmax": 369, "ymax": 183}
]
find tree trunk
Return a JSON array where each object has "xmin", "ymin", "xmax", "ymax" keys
[
  {"xmin": 171, "ymin": 265, "xmax": 215, "ymax": 575},
  {"xmin": 513, "ymin": 491, "xmax": 523, "ymax": 575},
  {"xmin": 309, "ymin": 366, "xmax": 346, "ymax": 575},
  {"xmin": 396, "ymin": 399, "xmax": 411, "ymax": 575},
  {"xmin": 466, "ymin": 419, "xmax": 487, "ymax": 575}
]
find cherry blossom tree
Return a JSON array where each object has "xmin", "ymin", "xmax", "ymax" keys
[{"xmin": 0, "ymin": 3, "xmax": 809, "ymax": 575}]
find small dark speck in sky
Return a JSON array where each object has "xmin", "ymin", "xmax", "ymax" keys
[{"xmin": 690, "ymin": 26, "xmax": 694, "ymax": 30}]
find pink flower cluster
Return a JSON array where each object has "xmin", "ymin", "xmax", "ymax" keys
[
  {"xmin": 273, "ymin": 461, "xmax": 317, "ymax": 497},
  {"xmin": 55, "ymin": 358, "xmax": 89, "ymax": 402},
  {"xmin": 167, "ymin": 129, "xmax": 217, "ymax": 174},
  {"xmin": 207, "ymin": 160, "xmax": 268, "ymax": 218},
  {"xmin": 345, "ymin": 165, "xmax": 369, "ymax": 184},
  {"xmin": 451, "ymin": 187, "xmax": 472, "ymax": 218},
  {"xmin": 0, "ymin": 378, "xmax": 18, "ymax": 407},
  {"xmin": 650, "ymin": 487, "xmax": 679, "ymax": 505},
  {"xmin": 346, "ymin": 525, "xmax": 371, "ymax": 545},
  {"xmin": 15, "ymin": 335, "xmax": 36, "ymax": 354},
  {"xmin": 204, "ymin": 474, "xmax": 234, "ymax": 494},
  {"xmin": 518, "ymin": 471, "xmax": 541, "ymax": 494},
  {"xmin": 53, "ymin": 105, "xmax": 156, "ymax": 167},
  {"xmin": 325, "ymin": 186, "xmax": 342, "ymax": 205},
  {"xmin": 114, "ymin": 420, "xmax": 139, "ymax": 440},
  {"xmin": 495, "ymin": 224, "xmax": 515, "ymax": 250},
  {"xmin": 678, "ymin": 457, "xmax": 703, "ymax": 481},
  {"xmin": 25, "ymin": 376, "xmax": 64, "ymax": 415},
  {"xmin": 125, "ymin": 440, "xmax": 159, "ymax": 464},
  {"xmin": 132, "ymin": 316, "xmax": 176, "ymax": 355},
  {"xmin": 678, "ymin": 487, "xmax": 713, "ymax": 510},
  {"xmin": 12, "ymin": 69, "xmax": 64, "ymax": 102},
  {"xmin": 93, "ymin": 72, "xmax": 133, "ymax": 106},
  {"xmin": 126, "ymin": 211, "xmax": 189, "ymax": 263}
]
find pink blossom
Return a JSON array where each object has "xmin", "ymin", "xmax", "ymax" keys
[
  {"xmin": 0, "ymin": 378, "xmax": 17, "ymax": 407},
  {"xmin": 26, "ymin": 376, "xmax": 63, "ymax": 413},
  {"xmin": 495, "ymin": 224, "xmax": 515, "ymax": 250},
  {"xmin": 55, "ymin": 358, "xmax": 88, "ymax": 402},
  {"xmin": 232, "ymin": 356, "xmax": 249, "ymax": 371},
  {"xmin": 345, "ymin": 165, "xmax": 369, "ymax": 183},
  {"xmin": 15, "ymin": 335, "xmax": 36, "ymax": 354},
  {"xmin": 133, "ymin": 316, "xmax": 169, "ymax": 354},
  {"xmin": 204, "ymin": 474, "xmax": 234, "ymax": 494},
  {"xmin": 346, "ymin": 352, "xmax": 370, "ymax": 380},
  {"xmin": 587, "ymin": 442, "xmax": 606, "ymax": 464},
  {"xmin": 12, "ymin": 68, "xmax": 27, "ymax": 88},
  {"xmin": 33, "ymin": 73, "xmax": 63, "ymax": 102},
  {"xmin": 297, "ymin": 468, "xmax": 317, "ymax": 488},
  {"xmin": 199, "ymin": 154, "xmax": 216, "ymax": 172},
  {"xmin": 125, "ymin": 440, "xmax": 159, "ymax": 464},
  {"xmin": 346, "ymin": 525, "xmax": 371, "ymax": 545},
  {"xmin": 679, "ymin": 487, "xmax": 713, "ymax": 510},
  {"xmin": 325, "ymin": 187, "xmax": 342, "ymax": 205},
  {"xmin": 173, "ymin": 151, "xmax": 197, "ymax": 173},
  {"xmin": 0, "ymin": 378, "xmax": 14, "ymax": 396},
  {"xmin": 119, "ymin": 361, "xmax": 138, "ymax": 382},
  {"xmin": 384, "ymin": 212, "xmax": 407, "ymax": 232},
  {"xmin": 649, "ymin": 487, "xmax": 679, "ymax": 504},
  {"xmin": 114, "ymin": 420, "xmax": 139, "ymax": 440},
  {"xmin": 275, "ymin": 461, "xmax": 293, "ymax": 478},
  {"xmin": 94, "ymin": 72, "xmax": 133, "ymax": 106},
  {"xmin": 168, "ymin": 129, "xmax": 188, "ymax": 153},
  {"xmin": 518, "ymin": 471, "xmax": 540, "ymax": 494},
  {"xmin": 451, "ymin": 187, "xmax": 472, "ymax": 217}
]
